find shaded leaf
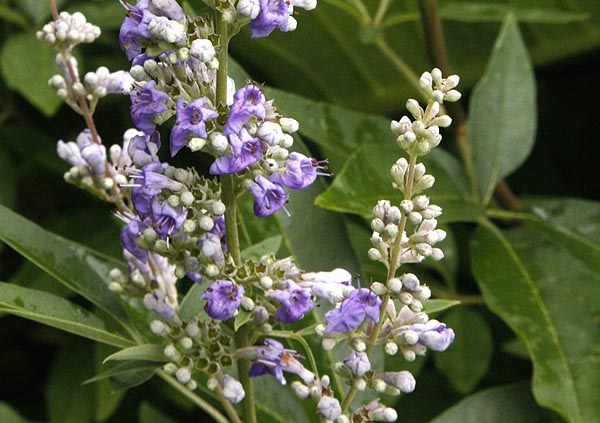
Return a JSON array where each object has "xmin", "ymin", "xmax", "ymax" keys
[
  {"xmin": 430, "ymin": 382, "xmax": 544, "ymax": 423},
  {"xmin": 84, "ymin": 361, "xmax": 159, "ymax": 386},
  {"xmin": 0, "ymin": 402, "xmax": 28, "ymax": 423},
  {"xmin": 46, "ymin": 341, "xmax": 95, "ymax": 423},
  {"xmin": 103, "ymin": 344, "xmax": 166, "ymax": 363},
  {"xmin": 468, "ymin": 14, "xmax": 537, "ymax": 205},
  {"xmin": 0, "ymin": 282, "xmax": 133, "ymax": 348},
  {"xmin": 423, "ymin": 299, "xmax": 461, "ymax": 315},
  {"xmin": 440, "ymin": 3, "xmax": 590, "ymax": 24},
  {"xmin": 178, "ymin": 282, "xmax": 206, "ymax": 322},
  {"xmin": 433, "ymin": 308, "xmax": 494, "ymax": 394},
  {"xmin": 240, "ymin": 235, "xmax": 283, "ymax": 261},
  {"xmin": 471, "ymin": 222, "xmax": 600, "ymax": 422},
  {"xmin": 0, "ymin": 33, "xmax": 62, "ymax": 116},
  {"xmin": 94, "ymin": 344, "xmax": 126, "ymax": 422},
  {"xmin": 0, "ymin": 145, "xmax": 16, "ymax": 209},
  {"xmin": 138, "ymin": 402, "xmax": 180, "ymax": 423},
  {"xmin": 0, "ymin": 205, "xmax": 127, "ymax": 322}
]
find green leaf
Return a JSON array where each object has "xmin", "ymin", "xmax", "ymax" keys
[
  {"xmin": 66, "ymin": 1, "xmax": 125, "ymax": 30},
  {"xmin": 253, "ymin": 376, "xmax": 314, "ymax": 423},
  {"xmin": 94, "ymin": 344, "xmax": 126, "ymax": 422},
  {"xmin": 0, "ymin": 144, "xmax": 16, "ymax": 209},
  {"xmin": 84, "ymin": 361, "xmax": 159, "ymax": 386},
  {"xmin": 422, "ymin": 299, "xmax": 461, "ymax": 315},
  {"xmin": 439, "ymin": 3, "xmax": 590, "ymax": 24},
  {"xmin": 502, "ymin": 338, "xmax": 530, "ymax": 361},
  {"xmin": 0, "ymin": 33, "xmax": 63, "ymax": 116},
  {"xmin": 471, "ymin": 222, "xmax": 600, "ymax": 422},
  {"xmin": 468, "ymin": 13, "xmax": 537, "ymax": 205},
  {"xmin": 0, "ymin": 402, "xmax": 28, "ymax": 423},
  {"xmin": 179, "ymin": 282, "xmax": 206, "ymax": 322},
  {"xmin": 0, "ymin": 6, "xmax": 29, "ymax": 28},
  {"xmin": 234, "ymin": 308, "xmax": 253, "ymax": 331},
  {"xmin": 0, "ymin": 282, "xmax": 133, "ymax": 348},
  {"xmin": 103, "ymin": 344, "xmax": 166, "ymax": 364},
  {"xmin": 430, "ymin": 382, "xmax": 544, "ymax": 423},
  {"xmin": 0, "ymin": 205, "xmax": 128, "ymax": 323},
  {"xmin": 433, "ymin": 308, "xmax": 494, "ymax": 394},
  {"xmin": 46, "ymin": 341, "xmax": 96, "ymax": 423},
  {"xmin": 139, "ymin": 402, "xmax": 181, "ymax": 423},
  {"xmin": 240, "ymin": 235, "xmax": 283, "ymax": 261}
]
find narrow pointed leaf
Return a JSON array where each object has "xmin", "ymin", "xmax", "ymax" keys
[
  {"xmin": 0, "ymin": 205, "xmax": 127, "ymax": 322},
  {"xmin": 103, "ymin": 344, "xmax": 166, "ymax": 363},
  {"xmin": 0, "ymin": 282, "xmax": 133, "ymax": 348},
  {"xmin": 468, "ymin": 13, "xmax": 536, "ymax": 205},
  {"xmin": 471, "ymin": 222, "xmax": 600, "ymax": 422},
  {"xmin": 84, "ymin": 361, "xmax": 160, "ymax": 386}
]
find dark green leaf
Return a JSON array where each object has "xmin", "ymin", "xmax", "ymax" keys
[
  {"xmin": 66, "ymin": 1, "xmax": 125, "ymax": 30},
  {"xmin": 471, "ymin": 222, "xmax": 600, "ymax": 422},
  {"xmin": 422, "ymin": 299, "xmax": 461, "ymax": 315},
  {"xmin": 240, "ymin": 235, "xmax": 283, "ymax": 261},
  {"xmin": 430, "ymin": 382, "xmax": 544, "ymax": 423},
  {"xmin": 94, "ymin": 344, "xmax": 125, "ymax": 422},
  {"xmin": 0, "ymin": 33, "xmax": 63, "ymax": 116},
  {"xmin": 253, "ymin": 376, "xmax": 314, "ymax": 423},
  {"xmin": 468, "ymin": 14, "xmax": 536, "ymax": 205},
  {"xmin": 233, "ymin": 308, "xmax": 252, "ymax": 331},
  {"xmin": 0, "ymin": 6, "xmax": 29, "ymax": 28},
  {"xmin": 138, "ymin": 402, "xmax": 181, "ymax": 423},
  {"xmin": 0, "ymin": 205, "xmax": 127, "ymax": 323},
  {"xmin": 502, "ymin": 338, "xmax": 530, "ymax": 361},
  {"xmin": 0, "ymin": 144, "xmax": 16, "ymax": 208},
  {"xmin": 84, "ymin": 361, "xmax": 159, "ymax": 386},
  {"xmin": 179, "ymin": 282, "xmax": 206, "ymax": 322},
  {"xmin": 439, "ymin": 3, "xmax": 590, "ymax": 24},
  {"xmin": 433, "ymin": 308, "xmax": 494, "ymax": 394},
  {"xmin": 46, "ymin": 341, "xmax": 96, "ymax": 423},
  {"xmin": 0, "ymin": 282, "xmax": 133, "ymax": 348},
  {"xmin": 103, "ymin": 344, "xmax": 166, "ymax": 363}
]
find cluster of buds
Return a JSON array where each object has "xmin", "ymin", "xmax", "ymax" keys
[{"xmin": 36, "ymin": 11, "xmax": 100, "ymax": 48}]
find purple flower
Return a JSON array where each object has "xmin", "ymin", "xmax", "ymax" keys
[
  {"xmin": 224, "ymin": 85, "xmax": 266, "ymax": 136},
  {"xmin": 248, "ymin": 339, "xmax": 314, "ymax": 385},
  {"xmin": 250, "ymin": 0, "xmax": 290, "ymax": 38},
  {"xmin": 170, "ymin": 97, "xmax": 219, "ymax": 156},
  {"xmin": 271, "ymin": 280, "xmax": 313, "ymax": 323},
  {"xmin": 411, "ymin": 320, "xmax": 455, "ymax": 351},
  {"xmin": 120, "ymin": 216, "xmax": 151, "ymax": 262},
  {"xmin": 343, "ymin": 351, "xmax": 371, "ymax": 377},
  {"xmin": 127, "ymin": 130, "xmax": 161, "ymax": 166},
  {"xmin": 144, "ymin": 289, "xmax": 175, "ymax": 320},
  {"xmin": 249, "ymin": 175, "xmax": 289, "ymax": 217},
  {"xmin": 209, "ymin": 129, "xmax": 262, "ymax": 175},
  {"xmin": 198, "ymin": 232, "xmax": 225, "ymax": 262},
  {"xmin": 119, "ymin": 0, "xmax": 184, "ymax": 60},
  {"xmin": 129, "ymin": 162, "xmax": 184, "ymax": 217},
  {"xmin": 201, "ymin": 280, "xmax": 244, "ymax": 320},
  {"xmin": 269, "ymin": 152, "xmax": 318, "ymax": 190},
  {"xmin": 130, "ymin": 81, "xmax": 169, "ymax": 133},
  {"xmin": 56, "ymin": 129, "xmax": 106, "ymax": 176},
  {"xmin": 325, "ymin": 288, "xmax": 382, "ymax": 334},
  {"xmin": 149, "ymin": 198, "xmax": 187, "ymax": 237}
]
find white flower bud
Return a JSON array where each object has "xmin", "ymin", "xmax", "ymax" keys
[
  {"xmin": 444, "ymin": 89, "xmax": 462, "ymax": 102},
  {"xmin": 336, "ymin": 416, "xmax": 350, "ymax": 423},
  {"xmin": 222, "ymin": 375, "xmax": 245, "ymax": 404},
  {"xmin": 163, "ymin": 362, "xmax": 178, "ymax": 374},
  {"xmin": 315, "ymin": 324, "xmax": 327, "ymax": 336},
  {"xmin": 207, "ymin": 377, "xmax": 219, "ymax": 391},
  {"xmin": 406, "ymin": 99, "xmax": 423, "ymax": 120},
  {"xmin": 178, "ymin": 336, "xmax": 193, "ymax": 350},
  {"xmin": 167, "ymin": 194, "xmax": 180, "ymax": 207},
  {"xmin": 150, "ymin": 320, "xmax": 169, "ymax": 336},
  {"xmin": 431, "ymin": 114, "xmax": 452, "ymax": 127},
  {"xmin": 383, "ymin": 223, "xmax": 399, "ymax": 239},
  {"xmin": 372, "ymin": 408, "xmax": 398, "ymax": 422},
  {"xmin": 164, "ymin": 344, "xmax": 181, "ymax": 361},
  {"xmin": 388, "ymin": 206, "xmax": 402, "ymax": 224},
  {"xmin": 351, "ymin": 338, "xmax": 367, "ymax": 352},
  {"xmin": 259, "ymin": 276, "xmax": 273, "ymax": 289},
  {"xmin": 287, "ymin": 16, "xmax": 298, "ymax": 31},
  {"xmin": 211, "ymin": 200, "xmax": 226, "ymax": 215},
  {"xmin": 270, "ymin": 146, "xmax": 289, "ymax": 160},
  {"xmin": 204, "ymin": 264, "xmax": 220, "ymax": 278},
  {"xmin": 371, "ymin": 218, "xmax": 385, "ymax": 233},
  {"xmin": 402, "ymin": 348, "xmax": 416, "ymax": 362},
  {"xmin": 241, "ymin": 296, "xmax": 255, "ymax": 311},
  {"xmin": 257, "ymin": 121, "xmax": 283, "ymax": 146},
  {"xmin": 190, "ymin": 39, "xmax": 216, "ymax": 63},
  {"xmin": 186, "ymin": 322, "xmax": 200, "ymax": 338},
  {"xmin": 322, "ymin": 338, "xmax": 336, "ymax": 350},
  {"xmin": 280, "ymin": 134, "xmax": 294, "ymax": 148},
  {"xmin": 386, "ymin": 277, "xmax": 402, "ymax": 293},
  {"xmin": 353, "ymin": 378, "xmax": 367, "ymax": 391},
  {"xmin": 370, "ymin": 282, "xmax": 387, "ymax": 296},
  {"xmin": 108, "ymin": 282, "xmax": 123, "ymax": 292},
  {"xmin": 187, "ymin": 380, "xmax": 197, "ymax": 391},
  {"xmin": 280, "ymin": 117, "xmax": 299, "ymax": 133},
  {"xmin": 403, "ymin": 330, "xmax": 419, "ymax": 345},
  {"xmin": 318, "ymin": 396, "xmax": 342, "ymax": 420},
  {"xmin": 176, "ymin": 367, "xmax": 191, "ymax": 384},
  {"xmin": 385, "ymin": 341, "xmax": 398, "ymax": 355},
  {"xmin": 399, "ymin": 200, "xmax": 413, "ymax": 214},
  {"xmin": 431, "ymin": 67, "xmax": 442, "ymax": 84},
  {"xmin": 444, "ymin": 74, "xmax": 460, "ymax": 90},
  {"xmin": 291, "ymin": 381, "xmax": 310, "ymax": 398},
  {"xmin": 183, "ymin": 220, "xmax": 196, "ymax": 233},
  {"xmin": 368, "ymin": 248, "xmax": 383, "ymax": 262},
  {"xmin": 416, "ymin": 175, "xmax": 435, "ymax": 191},
  {"xmin": 432, "ymin": 89, "xmax": 444, "ymax": 103},
  {"xmin": 430, "ymin": 248, "xmax": 444, "ymax": 261},
  {"xmin": 419, "ymin": 71, "xmax": 433, "ymax": 93},
  {"xmin": 197, "ymin": 216, "xmax": 213, "ymax": 232},
  {"xmin": 415, "ymin": 285, "xmax": 431, "ymax": 301},
  {"xmin": 237, "ymin": 0, "xmax": 261, "ymax": 19}
]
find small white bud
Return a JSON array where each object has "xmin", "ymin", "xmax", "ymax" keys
[
  {"xmin": 180, "ymin": 191, "xmax": 194, "ymax": 207},
  {"xmin": 186, "ymin": 322, "xmax": 200, "ymax": 338},
  {"xmin": 150, "ymin": 320, "xmax": 169, "ymax": 336},
  {"xmin": 368, "ymin": 248, "xmax": 383, "ymax": 262},
  {"xmin": 241, "ymin": 296, "xmax": 255, "ymax": 311},
  {"xmin": 371, "ymin": 217, "xmax": 385, "ymax": 233},
  {"xmin": 336, "ymin": 416, "xmax": 350, "ymax": 423},
  {"xmin": 280, "ymin": 117, "xmax": 299, "ymax": 133},
  {"xmin": 207, "ymin": 377, "xmax": 219, "ymax": 391},
  {"xmin": 198, "ymin": 216, "xmax": 214, "ymax": 231},
  {"xmin": 444, "ymin": 74, "xmax": 460, "ymax": 90},
  {"xmin": 385, "ymin": 341, "xmax": 398, "ymax": 356},
  {"xmin": 402, "ymin": 348, "xmax": 416, "ymax": 362},
  {"xmin": 388, "ymin": 206, "xmax": 402, "ymax": 223},
  {"xmin": 164, "ymin": 344, "xmax": 181, "ymax": 361},
  {"xmin": 237, "ymin": 0, "xmax": 261, "ymax": 19},
  {"xmin": 259, "ymin": 276, "xmax": 273, "ymax": 289},
  {"xmin": 317, "ymin": 396, "xmax": 342, "ymax": 420},
  {"xmin": 222, "ymin": 375, "xmax": 245, "ymax": 404},
  {"xmin": 430, "ymin": 248, "xmax": 444, "ymax": 261},
  {"xmin": 183, "ymin": 220, "xmax": 197, "ymax": 233},
  {"xmin": 351, "ymin": 338, "xmax": 367, "ymax": 352},
  {"xmin": 187, "ymin": 380, "xmax": 197, "ymax": 391},
  {"xmin": 130, "ymin": 65, "xmax": 146, "ymax": 81},
  {"xmin": 322, "ymin": 338, "xmax": 336, "ymax": 350},
  {"xmin": 287, "ymin": 16, "xmax": 298, "ymax": 31},
  {"xmin": 415, "ymin": 285, "xmax": 432, "ymax": 301},
  {"xmin": 403, "ymin": 330, "xmax": 419, "ymax": 345},
  {"xmin": 431, "ymin": 114, "xmax": 452, "ymax": 127},
  {"xmin": 399, "ymin": 199, "xmax": 413, "ymax": 214},
  {"xmin": 291, "ymin": 381, "xmax": 310, "ymax": 398},
  {"xmin": 167, "ymin": 194, "xmax": 180, "ymax": 207},
  {"xmin": 353, "ymin": 378, "xmax": 367, "ymax": 391},
  {"xmin": 179, "ymin": 337, "xmax": 193, "ymax": 350},
  {"xmin": 188, "ymin": 137, "xmax": 207, "ymax": 152},
  {"xmin": 315, "ymin": 324, "xmax": 327, "ymax": 336},
  {"xmin": 204, "ymin": 264, "xmax": 220, "ymax": 278},
  {"xmin": 108, "ymin": 282, "xmax": 123, "ymax": 293},
  {"xmin": 370, "ymin": 282, "xmax": 387, "ymax": 296},
  {"xmin": 387, "ymin": 277, "xmax": 402, "ymax": 293},
  {"xmin": 431, "ymin": 68, "xmax": 442, "ymax": 84},
  {"xmin": 444, "ymin": 89, "xmax": 462, "ymax": 102},
  {"xmin": 280, "ymin": 134, "xmax": 294, "ymax": 148},
  {"xmin": 432, "ymin": 89, "xmax": 444, "ymax": 103},
  {"xmin": 176, "ymin": 367, "xmax": 191, "ymax": 384},
  {"xmin": 163, "ymin": 362, "xmax": 178, "ymax": 374},
  {"xmin": 406, "ymin": 99, "xmax": 423, "ymax": 120},
  {"xmin": 190, "ymin": 39, "xmax": 216, "ymax": 63},
  {"xmin": 211, "ymin": 200, "xmax": 226, "ymax": 215},
  {"xmin": 258, "ymin": 121, "xmax": 284, "ymax": 146}
]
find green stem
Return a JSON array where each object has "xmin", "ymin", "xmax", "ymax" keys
[
  {"xmin": 157, "ymin": 371, "xmax": 230, "ymax": 423},
  {"xmin": 215, "ymin": 9, "xmax": 255, "ymax": 423},
  {"xmin": 341, "ymin": 153, "xmax": 418, "ymax": 413},
  {"xmin": 349, "ymin": 0, "xmax": 371, "ymax": 25},
  {"xmin": 373, "ymin": 0, "xmax": 392, "ymax": 28}
]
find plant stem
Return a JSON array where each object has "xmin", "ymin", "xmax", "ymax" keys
[
  {"xmin": 373, "ymin": 0, "xmax": 392, "ymax": 28},
  {"xmin": 341, "ymin": 153, "xmax": 418, "ymax": 413},
  {"xmin": 215, "ymin": 8, "xmax": 256, "ymax": 423},
  {"xmin": 157, "ymin": 371, "xmax": 231, "ymax": 423},
  {"xmin": 374, "ymin": 38, "xmax": 425, "ymax": 100}
]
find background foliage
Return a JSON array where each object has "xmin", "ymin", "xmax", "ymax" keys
[{"xmin": 0, "ymin": 0, "xmax": 599, "ymax": 422}]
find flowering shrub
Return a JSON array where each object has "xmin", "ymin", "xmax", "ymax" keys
[{"xmin": 1, "ymin": 1, "xmax": 600, "ymax": 423}]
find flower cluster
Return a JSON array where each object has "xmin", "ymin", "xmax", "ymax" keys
[{"xmin": 42, "ymin": 1, "xmax": 458, "ymax": 422}]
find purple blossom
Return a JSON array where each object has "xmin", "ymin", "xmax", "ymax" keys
[
  {"xmin": 250, "ymin": 0, "xmax": 290, "ymax": 38},
  {"xmin": 201, "ymin": 280, "xmax": 244, "ymax": 320},
  {"xmin": 127, "ymin": 130, "xmax": 161, "ymax": 166},
  {"xmin": 130, "ymin": 80, "xmax": 169, "ymax": 133},
  {"xmin": 129, "ymin": 162, "xmax": 183, "ymax": 217},
  {"xmin": 209, "ymin": 129, "xmax": 262, "ymax": 175},
  {"xmin": 343, "ymin": 351, "xmax": 371, "ymax": 377},
  {"xmin": 411, "ymin": 320, "xmax": 455, "ymax": 351},
  {"xmin": 270, "ymin": 152, "xmax": 318, "ymax": 190},
  {"xmin": 119, "ymin": 0, "xmax": 184, "ymax": 60},
  {"xmin": 325, "ymin": 288, "xmax": 382, "ymax": 334},
  {"xmin": 170, "ymin": 97, "xmax": 219, "ymax": 156},
  {"xmin": 248, "ymin": 339, "xmax": 314, "ymax": 385},
  {"xmin": 249, "ymin": 175, "xmax": 289, "ymax": 217},
  {"xmin": 149, "ymin": 198, "xmax": 187, "ymax": 237},
  {"xmin": 120, "ymin": 216, "xmax": 151, "ymax": 262},
  {"xmin": 57, "ymin": 129, "xmax": 106, "ymax": 176},
  {"xmin": 271, "ymin": 280, "xmax": 313, "ymax": 323},
  {"xmin": 144, "ymin": 289, "xmax": 175, "ymax": 320},
  {"xmin": 224, "ymin": 85, "xmax": 266, "ymax": 136},
  {"xmin": 198, "ymin": 232, "xmax": 225, "ymax": 262}
]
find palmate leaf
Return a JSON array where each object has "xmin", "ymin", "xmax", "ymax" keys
[
  {"xmin": 0, "ymin": 282, "xmax": 133, "ymax": 348},
  {"xmin": 468, "ymin": 13, "xmax": 537, "ymax": 205},
  {"xmin": 0, "ymin": 205, "xmax": 127, "ymax": 323},
  {"xmin": 471, "ymin": 221, "xmax": 600, "ymax": 422}
]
